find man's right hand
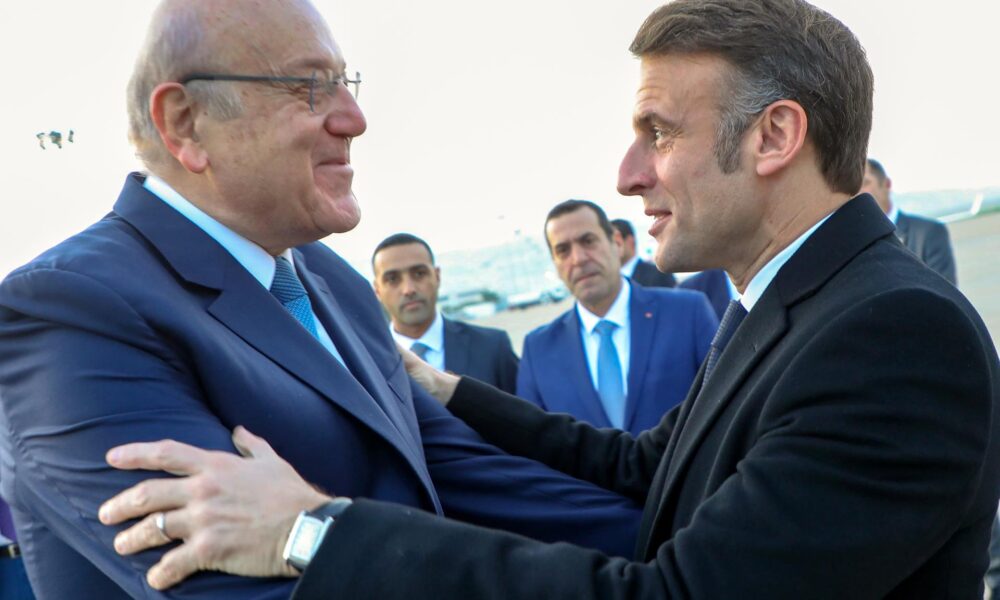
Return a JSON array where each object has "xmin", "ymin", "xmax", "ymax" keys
[{"xmin": 99, "ymin": 426, "xmax": 331, "ymax": 590}]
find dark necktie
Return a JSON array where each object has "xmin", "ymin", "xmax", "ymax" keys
[
  {"xmin": 594, "ymin": 320, "xmax": 626, "ymax": 429},
  {"xmin": 703, "ymin": 300, "xmax": 748, "ymax": 382},
  {"xmin": 410, "ymin": 341, "xmax": 431, "ymax": 362},
  {"xmin": 270, "ymin": 257, "xmax": 319, "ymax": 339},
  {"xmin": 0, "ymin": 499, "xmax": 16, "ymax": 542}
]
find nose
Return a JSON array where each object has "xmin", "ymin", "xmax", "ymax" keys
[
  {"xmin": 617, "ymin": 140, "xmax": 654, "ymax": 197},
  {"xmin": 324, "ymin": 91, "xmax": 367, "ymax": 138}
]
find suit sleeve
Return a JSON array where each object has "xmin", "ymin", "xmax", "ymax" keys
[
  {"xmin": 492, "ymin": 331, "xmax": 520, "ymax": 395},
  {"xmin": 295, "ymin": 288, "xmax": 997, "ymax": 600},
  {"xmin": 407, "ymin": 377, "xmax": 641, "ymax": 558},
  {"xmin": 514, "ymin": 336, "xmax": 545, "ymax": 408},
  {"xmin": 924, "ymin": 222, "xmax": 958, "ymax": 285},
  {"xmin": 0, "ymin": 267, "xmax": 297, "ymax": 599}
]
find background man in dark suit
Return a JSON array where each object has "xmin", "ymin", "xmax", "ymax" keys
[
  {"xmin": 518, "ymin": 201, "xmax": 716, "ymax": 434},
  {"xmin": 0, "ymin": 0, "xmax": 643, "ymax": 596},
  {"xmin": 860, "ymin": 157, "xmax": 958, "ymax": 284},
  {"xmin": 678, "ymin": 268, "xmax": 734, "ymax": 320},
  {"xmin": 97, "ymin": 0, "xmax": 1000, "ymax": 597},
  {"xmin": 611, "ymin": 218, "xmax": 677, "ymax": 287},
  {"xmin": 372, "ymin": 233, "xmax": 519, "ymax": 393}
]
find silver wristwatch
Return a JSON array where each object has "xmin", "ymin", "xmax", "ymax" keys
[{"xmin": 282, "ymin": 497, "xmax": 354, "ymax": 571}]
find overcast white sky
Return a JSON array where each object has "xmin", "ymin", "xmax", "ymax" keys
[{"xmin": 1, "ymin": 1, "xmax": 998, "ymax": 277}]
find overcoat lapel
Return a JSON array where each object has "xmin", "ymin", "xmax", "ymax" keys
[{"xmin": 639, "ymin": 194, "xmax": 896, "ymax": 555}]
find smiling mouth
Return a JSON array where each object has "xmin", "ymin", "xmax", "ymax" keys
[{"xmin": 646, "ymin": 210, "xmax": 672, "ymax": 237}]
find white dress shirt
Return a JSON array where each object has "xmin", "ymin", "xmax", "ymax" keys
[
  {"xmin": 741, "ymin": 213, "xmax": 833, "ymax": 312},
  {"xmin": 390, "ymin": 312, "xmax": 446, "ymax": 372},
  {"xmin": 620, "ymin": 255, "xmax": 641, "ymax": 279},
  {"xmin": 576, "ymin": 278, "xmax": 632, "ymax": 395},
  {"xmin": 143, "ymin": 174, "xmax": 346, "ymax": 366}
]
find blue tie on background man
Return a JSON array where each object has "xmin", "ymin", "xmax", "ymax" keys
[
  {"xmin": 1, "ymin": 498, "xmax": 36, "ymax": 599},
  {"xmin": 594, "ymin": 320, "xmax": 626, "ymax": 429}
]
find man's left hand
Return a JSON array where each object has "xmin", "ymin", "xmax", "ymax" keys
[{"xmin": 99, "ymin": 426, "xmax": 331, "ymax": 590}]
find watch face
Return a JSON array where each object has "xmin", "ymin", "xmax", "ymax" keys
[{"xmin": 289, "ymin": 518, "xmax": 324, "ymax": 562}]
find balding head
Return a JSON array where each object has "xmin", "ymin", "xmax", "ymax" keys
[{"xmin": 127, "ymin": 0, "xmax": 336, "ymax": 168}]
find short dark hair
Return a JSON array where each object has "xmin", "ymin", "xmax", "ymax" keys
[
  {"xmin": 630, "ymin": 0, "xmax": 873, "ymax": 195},
  {"xmin": 371, "ymin": 233, "xmax": 435, "ymax": 267},
  {"xmin": 544, "ymin": 200, "xmax": 615, "ymax": 250},
  {"xmin": 866, "ymin": 158, "xmax": 888, "ymax": 182},
  {"xmin": 611, "ymin": 219, "xmax": 635, "ymax": 240}
]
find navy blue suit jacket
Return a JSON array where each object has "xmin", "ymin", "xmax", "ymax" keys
[
  {"xmin": 679, "ymin": 269, "xmax": 732, "ymax": 320},
  {"xmin": 442, "ymin": 318, "xmax": 518, "ymax": 394},
  {"xmin": 516, "ymin": 283, "xmax": 717, "ymax": 435},
  {"xmin": 0, "ymin": 174, "xmax": 640, "ymax": 599}
]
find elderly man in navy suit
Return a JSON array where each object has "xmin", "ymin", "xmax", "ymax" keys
[
  {"xmin": 0, "ymin": 1, "xmax": 642, "ymax": 597},
  {"xmin": 372, "ymin": 233, "xmax": 519, "ymax": 393},
  {"xmin": 517, "ymin": 200, "xmax": 717, "ymax": 435}
]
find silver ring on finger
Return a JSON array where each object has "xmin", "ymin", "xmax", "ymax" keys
[{"xmin": 154, "ymin": 512, "xmax": 173, "ymax": 542}]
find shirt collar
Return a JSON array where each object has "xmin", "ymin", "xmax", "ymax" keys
[
  {"xmin": 741, "ymin": 213, "xmax": 833, "ymax": 312},
  {"xmin": 576, "ymin": 277, "xmax": 631, "ymax": 334},
  {"xmin": 391, "ymin": 311, "xmax": 445, "ymax": 352},
  {"xmin": 143, "ymin": 174, "xmax": 291, "ymax": 288},
  {"xmin": 620, "ymin": 255, "xmax": 640, "ymax": 278}
]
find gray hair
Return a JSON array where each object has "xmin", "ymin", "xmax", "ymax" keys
[
  {"xmin": 126, "ymin": 3, "xmax": 244, "ymax": 168},
  {"xmin": 714, "ymin": 70, "xmax": 787, "ymax": 173}
]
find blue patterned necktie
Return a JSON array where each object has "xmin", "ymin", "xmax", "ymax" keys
[
  {"xmin": 594, "ymin": 320, "xmax": 626, "ymax": 429},
  {"xmin": 410, "ymin": 341, "xmax": 430, "ymax": 361},
  {"xmin": 703, "ymin": 299, "xmax": 748, "ymax": 382},
  {"xmin": 270, "ymin": 257, "xmax": 319, "ymax": 339}
]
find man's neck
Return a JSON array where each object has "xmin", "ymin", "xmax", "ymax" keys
[
  {"xmin": 579, "ymin": 278, "xmax": 623, "ymax": 318},
  {"xmin": 728, "ymin": 189, "xmax": 851, "ymax": 294}
]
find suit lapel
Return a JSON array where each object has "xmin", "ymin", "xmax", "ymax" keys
[
  {"xmin": 442, "ymin": 319, "xmax": 469, "ymax": 375},
  {"xmin": 295, "ymin": 253, "xmax": 436, "ymax": 492},
  {"xmin": 625, "ymin": 285, "xmax": 655, "ymax": 432},
  {"xmin": 559, "ymin": 310, "xmax": 613, "ymax": 428}
]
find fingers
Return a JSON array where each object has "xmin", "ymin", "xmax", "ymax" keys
[
  {"xmin": 99, "ymin": 477, "xmax": 189, "ymax": 526},
  {"xmin": 113, "ymin": 510, "xmax": 186, "ymax": 556},
  {"xmin": 106, "ymin": 439, "xmax": 209, "ymax": 476},
  {"xmin": 146, "ymin": 540, "xmax": 203, "ymax": 591},
  {"xmin": 231, "ymin": 426, "xmax": 276, "ymax": 459}
]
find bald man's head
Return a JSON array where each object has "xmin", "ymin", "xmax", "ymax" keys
[{"xmin": 126, "ymin": 0, "xmax": 336, "ymax": 168}]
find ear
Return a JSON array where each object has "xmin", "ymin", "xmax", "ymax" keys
[
  {"xmin": 884, "ymin": 177, "xmax": 892, "ymax": 192},
  {"xmin": 752, "ymin": 100, "xmax": 808, "ymax": 178},
  {"xmin": 149, "ymin": 82, "xmax": 210, "ymax": 173},
  {"xmin": 434, "ymin": 266, "xmax": 442, "ymax": 283},
  {"xmin": 372, "ymin": 277, "xmax": 383, "ymax": 298}
]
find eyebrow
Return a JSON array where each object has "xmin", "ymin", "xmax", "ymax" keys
[
  {"xmin": 634, "ymin": 111, "xmax": 682, "ymax": 135},
  {"xmin": 283, "ymin": 56, "xmax": 346, "ymax": 74}
]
